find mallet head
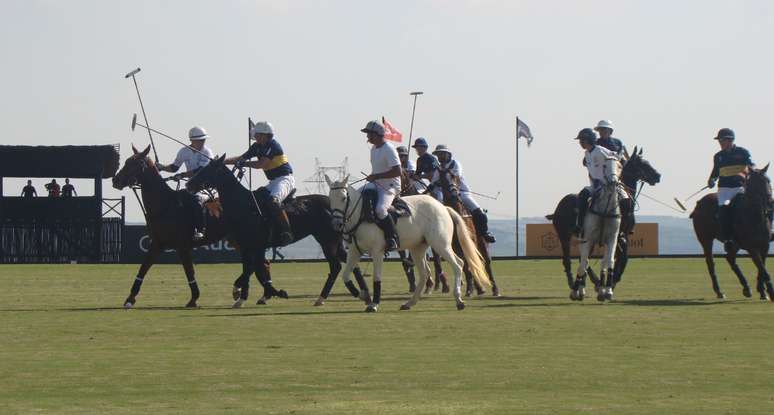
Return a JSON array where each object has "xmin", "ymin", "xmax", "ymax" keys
[
  {"xmin": 124, "ymin": 68, "xmax": 141, "ymax": 78},
  {"xmin": 131, "ymin": 113, "xmax": 138, "ymax": 131},
  {"xmin": 674, "ymin": 198, "xmax": 687, "ymax": 212},
  {"xmin": 410, "ymin": 91, "xmax": 424, "ymax": 96}
]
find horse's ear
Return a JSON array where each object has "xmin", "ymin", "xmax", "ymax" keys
[
  {"xmin": 140, "ymin": 145, "xmax": 150, "ymax": 157},
  {"xmin": 324, "ymin": 174, "xmax": 333, "ymax": 188},
  {"xmin": 342, "ymin": 174, "xmax": 349, "ymax": 185},
  {"xmin": 638, "ymin": 147, "xmax": 643, "ymax": 156},
  {"xmin": 218, "ymin": 154, "xmax": 226, "ymax": 163},
  {"xmin": 131, "ymin": 144, "xmax": 139, "ymax": 154},
  {"xmin": 761, "ymin": 163, "xmax": 770, "ymax": 174},
  {"xmin": 631, "ymin": 146, "xmax": 638, "ymax": 157}
]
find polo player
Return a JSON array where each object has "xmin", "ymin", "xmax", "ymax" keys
[
  {"xmin": 361, "ymin": 120, "xmax": 402, "ymax": 251},
  {"xmin": 594, "ymin": 120, "xmax": 627, "ymax": 161},
  {"xmin": 574, "ymin": 128, "xmax": 621, "ymax": 236},
  {"xmin": 429, "ymin": 144, "xmax": 496, "ymax": 243},
  {"xmin": 412, "ymin": 137, "xmax": 438, "ymax": 182},
  {"xmin": 707, "ymin": 128, "xmax": 755, "ymax": 250},
  {"xmin": 158, "ymin": 126, "xmax": 215, "ymax": 241},
  {"xmin": 224, "ymin": 121, "xmax": 295, "ymax": 246}
]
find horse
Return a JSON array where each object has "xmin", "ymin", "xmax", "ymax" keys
[
  {"xmin": 433, "ymin": 166, "xmax": 500, "ymax": 297},
  {"xmin": 325, "ymin": 175, "xmax": 490, "ymax": 312},
  {"xmin": 396, "ymin": 169, "xmax": 450, "ymax": 294},
  {"xmin": 690, "ymin": 164, "xmax": 774, "ymax": 301},
  {"xmin": 186, "ymin": 154, "xmax": 369, "ymax": 307},
  {"xmin": 570, "ymin": 180, "xmax": 622, "ymax": 302},
  {"xmin": 547, "ymin": 147, "xmax": 661, "ymax": 290},
  {"xmin": 112, "ymin": 144, "xmax": 239, "ymax": 308}
]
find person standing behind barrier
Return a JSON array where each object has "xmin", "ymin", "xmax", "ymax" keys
[
  {"xmin": 157, "ymin": 126, "xmax": 215, "ymax": 241},
  {"xmin": 361, "ymin": 120, "xmax": 401, "ymax": 251},
  {"xmin": 45, "ymin": 179, "xmax": 60, "ymax": 197},
  {"xmin": 21, "ymin": 180, "xmax": 37, "ymax": 198},
  {"xmin": 61, "ymin": 178, "xmax": 77, "ymax": 197}
]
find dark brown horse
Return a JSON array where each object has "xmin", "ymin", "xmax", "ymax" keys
[
  {"xmin": 112, "ymin": 145, "xmax": 245, "ymax": 308},
  {"xmin": 434, "ymin": 167, "xmax": 500, "ymax": 297},
  {"xmin": 397, "ymin": 169, "xmax": 450, "ymax": 294},
  {"xmin": 691, "ymin": 164, "xmax": 774, "ymax": 300},
  {"xmin": 186, "ymin": 154, "xmax": 369, "ymax": 307},
  {"xmin": 547, "ymin": 147, "xmax": 661, "ymax": 290}
]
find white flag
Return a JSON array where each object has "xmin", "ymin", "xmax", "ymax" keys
[{"xmin": 516, "ymin": 117, "xmax": 534, "ymax": 146}]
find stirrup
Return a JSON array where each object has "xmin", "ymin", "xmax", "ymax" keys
[
  {"xmin": 193, "ymin": 230, "xmax": 205, "ymax": 241},
  {"xmin": 385, "ymin": 238, "xmax": 398, "ymax": 252}
]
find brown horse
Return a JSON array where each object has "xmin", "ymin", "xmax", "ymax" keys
[
  {"xmin": 691, "ymin": 164, "xmax": 774, "ymax": 300},
  {"xmin": 547, "ymin": 147, "xmax": 661, "ymax": 290},
  {"xmin": 397, "ymin": 169, "xmax": 450, "ymax": 293},
  {"xmin": 434, "ymin": 167, "xmax": 500, "ymax": 297},
  {"xmin": 112, "ymin": 145, "xmax": 244, "ymax": 308}
]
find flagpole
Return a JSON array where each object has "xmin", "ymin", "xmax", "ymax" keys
[{"xmin": 515, "ymin": 116, "xmax": 520, "ymax": 257}]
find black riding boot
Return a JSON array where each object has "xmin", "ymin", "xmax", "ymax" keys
[
  {"xmin": 718, "ymin": 205, "xmax": 734, "ymax": 251},
  {"xmin": 190, "ymin": 196, "xmax": 205, "ymax": 242},
  {"xmin": 376, "ymin": 216, "xmax": 399, "ymax": 252},
  {"xmin": 575, "ymin": 189, "xmax": 591, "ymax": 236},
  {"xmin": 472, "ymin": 208, "xmax": 496, "ymax": 243},
  {"xmin": 267, "ymin": 202, "xmax": 294, "ymax": 246}
]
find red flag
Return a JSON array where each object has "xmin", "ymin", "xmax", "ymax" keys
[{"xmin": 382, "ymin": 116, "xmax": 403, "ymax": 143}]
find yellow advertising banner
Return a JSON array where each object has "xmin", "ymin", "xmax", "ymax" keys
[{"xmin": 525, "ymin": 223, "xmax": 659, "ymax": 257}]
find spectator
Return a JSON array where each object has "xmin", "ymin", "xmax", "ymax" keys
[
  {"xmin": 62, "ymin": 178, "xmax": 77, "ymax": 197},
  {"xmin": 45, "ymin": 179, "xmax": 60, "ymax": 197},
  {"xmin": 21, "ymin": 180, "xmax": 37, "ymax": 198}
]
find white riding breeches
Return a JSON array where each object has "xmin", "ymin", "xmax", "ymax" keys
[
  {"xmin": 361, "ymin": 182, "xmax": 397, "ymax": 220},
  {"xmin": 265, "ymin": 175, "xmax": 296, "ymax": 203},
  {"xmin": 717, "ymin": 186, "xmax": 744, "ymax": 206}
]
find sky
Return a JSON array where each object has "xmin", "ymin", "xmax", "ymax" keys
[{"xmin": 1, "ymin": 0, "xmax": 773, "ymax": 223}]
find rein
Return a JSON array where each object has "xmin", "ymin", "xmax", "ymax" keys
[{"xmin": 330, "ymin": 185, "xmax": 366, "ymax": 253}]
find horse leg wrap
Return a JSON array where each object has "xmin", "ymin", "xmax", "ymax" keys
[
  {"xmin": 344, "ymin": 280, "xmax": 360, "ymax": 298},
  {"xmin": 373, "ymin": 281, "xmax": 382, "ymax": 304},
  {"xmin": 320, "ymin": 273, "xmax": 337, "ymax": 299},
  {"xmin": 130, "ymin": 277, "xmax": 144, "ymax": 296}
]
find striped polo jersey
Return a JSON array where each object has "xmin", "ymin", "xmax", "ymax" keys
[
  {"xmin": 596, "ymin": 137, "xmax": 625, "ymax": 159},
  {"xmin": 710, "ymin": 146, "xmax": 753, "ymax": 188},
  {"xmin": 241, "ymin": 138, "xmax": 293, "ymax": 180}
]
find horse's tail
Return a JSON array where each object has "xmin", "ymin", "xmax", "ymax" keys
[{"xmin": 446, "ymin": 207, "xmax": 491, "ymax": 288}]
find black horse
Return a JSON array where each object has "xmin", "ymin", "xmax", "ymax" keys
[
  {"xmin": 691, "ymin": 164, "xmax": 774, "ymax": 300},
  {"xmin": 546, "ymin": 147, "xmax": 661, "ymax": 289},
  {"xmin": 186, "ymin": 154, "xmax": 369, "ymax": 307}
]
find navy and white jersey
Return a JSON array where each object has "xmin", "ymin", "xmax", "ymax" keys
[
  {"xmin": 241, "ymin": 138, "xmax": 293, "ymax": 180},
  {"xmin": 596, "ymin": 137, "xmax": 626, "ymax": 159},
  {"xmin": 710, "ymin": 146, "xmax": 754, "ymax": 188},
  {"xmin": 415, "ymin": 153, "xmax": 438, "ymax": 177}
]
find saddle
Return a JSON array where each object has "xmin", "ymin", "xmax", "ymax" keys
[{"xmin": 361, "ymin": 188, "xmax": 412, "ymax": 223}]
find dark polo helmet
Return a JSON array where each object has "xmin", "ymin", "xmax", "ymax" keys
[
  {"xmin": 574, "ymin": 128, "xmax": 597, "ymax": 144},
  {"xmin": 714, "ymin": 128, "xmax": 735, "ymax": 141}
]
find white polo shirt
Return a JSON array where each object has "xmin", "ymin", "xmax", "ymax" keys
[
  {"xmin": 370, "ymin": 141, "xmax": 401, "ymax": 192},
  {"xmin": 172, "ymin": 145, "xmax": 214, "ymax": 172}
]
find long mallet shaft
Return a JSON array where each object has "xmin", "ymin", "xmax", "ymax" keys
[
  {"xmin": 674, "ymin": 185, "xmax": 710, "ymax": 212},
  {"xmin": 131, "ymin": 114, "xmax": 212, "ymax": 160},
  {"xmin": 125, "ymin": 67, "xmax": 159, "ymax": 163},
  {"xmin": 406, "ymin": 91, "xmax": 424, "ymax": 158}
]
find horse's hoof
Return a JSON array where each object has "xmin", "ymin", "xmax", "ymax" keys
[
  {"xmin": 569, "ymin": 291, "xmax": 577, "ymax": 301},
  {"xmin": 717, "ymin": 292, "xmax": 726, "ymax": 299},
  {"xmin": 123, "ymin": 301, "xmax": 134, "ymax": 309},
  {"xmin": 400, "ymin": 304, "xmax": 411, "ymax": 311},
  {"xmin": 185, "ymin": 300, "xmax": 198, "ymax": 308},
  {"xmin": 314, "ymin": 297, "xmax": 325, "ymax": 307},
  {"xmin": 492, "ymin": 287, "xmax": 501, "ymax": 297},
  {"xmin": 442, "ymin": 285, "xmax": 450, "ymax": 294},
  {"xmin": 123, "ymin": 297, "xmax": 136, "ymax": 309},
  {"xmin": 605, "ymin": 291, "xmax": 613, "ymax": 301},
  {"xmin": 232, "ymin": 286, "xmax": 241, "ymax": 301},
  {"xmin": 365, "ymin": 304, "xmax": 378, "ymax": 313},
  {"xmin": 256, "ymin": 296, "xmax": 267, "ymax": 305},
  {"xmin": 597, "ymin": 293, "xmax": 606, "ymax": 302},
  {"xmin": 456, "ymin": 302, "xmax": 466, "ymax": 310},
  {"xmin": 408, "ymin": 285, "xmax": 416, "ymax": 294},
  {"xmin": 742, "ymin": 287, "xmax": 751, "ymax": 298},
  {"xmin": 232, "ymin": 299, "xmax": 244, "ymax": 309},
  {"xmin": 277, "ymin": 290, "xmax": 289, "ymax": 299}
]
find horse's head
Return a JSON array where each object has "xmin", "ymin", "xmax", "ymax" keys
[
  {"xmin": 746, "ymin": 163, "xmax": 772, "ymax": 205},
  {"xmin": 324, "ymin": 173, "xmax": 352, "ymax": 232},
  {"xmin": 112, "ymin": 145, "xmax": 156, "ymax": 189},
  {"xmin": 187, "ymin": 154, "xmax": 227, "ymax": 193},
  {"xmin": 436, "ymin": 167, "xmax": 461, "ymax": 204},
  {"xmin": 622, "ymin": 146, "xmax": 661, "ymax": 188}
]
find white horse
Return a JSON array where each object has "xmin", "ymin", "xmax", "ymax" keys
[
  {"xmin": 571, "ymin": 180, "xmax": 622, "ymax": 302},
  {"xmin": 325, "ymin": 175, "xmax": 490, "ymax": 312}
]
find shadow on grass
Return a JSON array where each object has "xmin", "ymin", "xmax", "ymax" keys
[
  {"xmin": 0, "ymin": 305, "xmax": 245, "ymax": 313},
  {"xmin": 613, "ymin": 298, "xmax": 741, "ymax": 307}
]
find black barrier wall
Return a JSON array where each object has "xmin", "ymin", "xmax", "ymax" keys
[{"xmin": 122, "ymin": 225, "xmax": 240, "ymax": 264}]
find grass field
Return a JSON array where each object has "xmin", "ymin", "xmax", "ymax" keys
[{"xmin": 1, "ymin": 258, "xmax": 773, "ymax": 414}]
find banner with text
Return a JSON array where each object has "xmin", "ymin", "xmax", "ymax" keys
[{"xmin": 525, "ymin": 223, "xmax": 658, "ymax": 257}]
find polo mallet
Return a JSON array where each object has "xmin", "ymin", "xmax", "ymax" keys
[
  {"xmin": 131, "ymin": 114, "xmax": 212, "ymax": 160},
  {"xmin": 125, "ymin": 67, "xmax": 159, "ymax": 163},
  {"xmin": 674, "ymin": 185, "xmax": 710, "ymax": 211},
  {"xmin": 406, "ymin": 91, "xmax": 424, "ymax": 158}
]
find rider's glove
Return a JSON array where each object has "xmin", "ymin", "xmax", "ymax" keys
[
  {"xmin": 235, "ymin": 158, "xmax": 246, "ymax": 169},
  {"xmin": 707, "ymin": 178, "xmax": 717, "ymax": 189}
]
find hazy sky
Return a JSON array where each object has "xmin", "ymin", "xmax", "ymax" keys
[{"xmin": 1, "ymin": 0, "xmax": 773, "ymax": 223}]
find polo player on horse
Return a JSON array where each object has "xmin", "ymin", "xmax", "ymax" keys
[
  {"xmin": 593, "ymin": 119, "xmax": 634, "ymax": 233},
  {"xmin": 706, "ymin": 128, "xmax": 756, "ymax": 251},
  {"xmin": 411, "ymin": 137, "xmax": 438, "ymax": 183},
  {"xmin": 574, "ymin": 128, "xmax": 625, "ymax": 237},
  {"xmin": 224, "ymin": 121, "xmax": 295, "ymax": 246},
  {"xmin": 157, "ymin": 125, "xmax": 215, "ymax": 241},
  {"xmin": 361, "ymin": 120, "xmax": 402, "ymax": 252},
  {"xmin": 428, "ymin": 144, "xmax": 496, "ymax": 243}
]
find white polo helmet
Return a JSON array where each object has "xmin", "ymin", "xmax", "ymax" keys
[
  {"xmin": 250, "ymin": 121, "xmax": 274, "ymax": 137},
  {"xmin": 594, "ymin": 120, "xmax": 614, "ymax": 131},
  {"xmin": 188, "ymin": 126, "xmax": 209, "ymax": 141}
]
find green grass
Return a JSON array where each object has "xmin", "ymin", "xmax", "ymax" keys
[{"xmin": 1, "ymin": 258, "xmax": 773, "ymax": 414}]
